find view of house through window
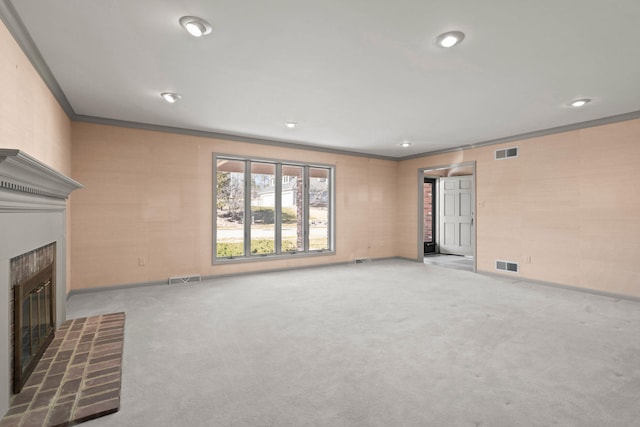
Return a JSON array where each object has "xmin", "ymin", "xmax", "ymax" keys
[
  {"xmin": 309, "ymin": 168, "xmax": 330, "ymax": 251},
  {"xmin": 282, "ymin": 165, "xmax": 304, "ymax": 252},
  {"xmin": 215, "ymin": 156, "xmax": 333, "ymax": 260},
  {"xmin": 251, "ymin": 162, "xmax": 276, "ymax": 255},
  {"xmin": 215, "ymin": 159, "xmax": 245, "ymax": 257}
]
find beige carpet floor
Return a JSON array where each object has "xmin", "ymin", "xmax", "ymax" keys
[{"xmin": 67, "ymin": 259, "xmax": 640, "ymax": 427}]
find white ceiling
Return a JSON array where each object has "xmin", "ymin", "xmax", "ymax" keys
[{"xmin": 4, "ymin": 0, "xmax": 640, "ymax": 158}]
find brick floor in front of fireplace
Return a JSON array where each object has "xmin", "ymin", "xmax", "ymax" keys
[{"xmin": 0, "ymin": 312, "xmax": 125, "ymax": 427}]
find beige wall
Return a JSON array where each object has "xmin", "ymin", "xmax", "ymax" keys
[
  {"xmin": 399, "ymin": 118, "xmax": 640, "ymax": 298},
  {"xmin": 0, "ymin": 20, "xmax": 72, "ymax": 293},
  {"xmin": 70, "ymin": 122, "xmax": 398, "ymax": 289},
  {"xmin": 0, "ymin": 21, "xmax": 71, "ymax": 175},
  {"xmin": 72, "ymin": 119, "xmax": 640, "ymax": 298}
]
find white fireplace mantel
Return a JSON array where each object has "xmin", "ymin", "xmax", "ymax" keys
[
  {"xmin": 0, "ymin": 149, "xmax": 83, "ymax": 212},
  {"xmin": 0, "ymin": 149, "xmax": 83, "ymax": 417}
]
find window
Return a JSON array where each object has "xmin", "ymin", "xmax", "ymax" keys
[{"xmin": 214, "ymin": 155, "xmax": 334, "ymax": 261}]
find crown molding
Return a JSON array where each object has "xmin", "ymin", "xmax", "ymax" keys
[
  {"xmin": 398, "ymin": 110, "xmax": 640, "ymax": 161},
  {"xmin": 0, "ymin": 0, "xmax": 75, "ymax": 117},
  {"xmin": 2, "ymin": 0, "xmax": 640, "ymax": 163},
  {"xmin": 73, "ymin": 115, "xmax": 398, "ymax": 161}
]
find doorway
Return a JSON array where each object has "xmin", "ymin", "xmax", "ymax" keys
[
  {"xmin": 418, "ymin": 162, "xmax": 476, "ymax": 272},
  {"xmin": 423, "ymin": 178, "xmax": 436, "ymax": 254}
]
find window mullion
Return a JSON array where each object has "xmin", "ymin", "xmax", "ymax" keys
[
  {"xmin": 275, "ymin": 164, "xmax": 282, "ymax": 254},
  {"xmin": 329, "ymin": 167, "xmax": 335, "ymax": 251},
  {"xmin": 303, "ymin": 165, "xmax": 310, "ymax": 253},
  {"xmin": 244, "ymin": 160, "xmax": 251, "ymax": 257}
]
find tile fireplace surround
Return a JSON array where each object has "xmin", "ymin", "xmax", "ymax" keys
[{"xmin": 0, "ymin": 149, "xmax": 83, "ymax": 418}]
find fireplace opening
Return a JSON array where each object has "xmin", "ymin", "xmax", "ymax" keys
[{"xmin": 10, "ymin": 243, "xmax": 56, "ymax": 394}]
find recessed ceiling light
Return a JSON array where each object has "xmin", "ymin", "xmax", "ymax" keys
[
  {"xmin": 400, "ymin": 141, "xmax": 412, "ymax": 148},
  {"xmin": 160, "ymin": 92, "xmax": 181, "ymax": 103},
  {"xmin": 569, "ymin": 98, "xmax": 591, "ymax": 107},
  {"xmin": 434, "ymin": 31, "xmax": 466, "ymax": 48},
  {"xmin": 179, "ymin": 16, "xmax": 212, "ymax": 37},
  {"xmin": 284, "ymin": 122, "xmax": 297, "ymax": 129}
]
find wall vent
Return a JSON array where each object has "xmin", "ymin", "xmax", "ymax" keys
[
  {"xmin": 168, "ymin": 275, "xmax": 202, "ymax": 284},
  {"xmin": 354, "ymin": 258, "xmax": 372, "ymax": 264},
  {"xmin": 496, "ymin": 260, "xmax": 519, "ymax": 273},
  {"xmin": 495, "ymin": 147, "xmax": 519, "ymax": 160}
]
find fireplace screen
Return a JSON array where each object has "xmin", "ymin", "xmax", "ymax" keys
[{"xmin": 11, "ymin": 244, "xmax": 56, "ymax": 394}]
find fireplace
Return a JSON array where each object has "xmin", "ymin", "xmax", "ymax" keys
[
  {"xmin": 0, "ymin": 149, "xmax": 83, "ymax": 417},
  {"xmin": 10, "ymin": 243, "xmax": 56, "ymax": 394}
]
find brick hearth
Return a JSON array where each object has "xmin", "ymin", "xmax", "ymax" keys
[{"xmin": 0, "ymin": 313, "xmax": 125, "ymax": 427}]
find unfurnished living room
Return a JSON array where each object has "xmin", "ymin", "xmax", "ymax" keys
[{"xmin": 1, "ymin": 1, "xmax": 639, "ymax": 426}]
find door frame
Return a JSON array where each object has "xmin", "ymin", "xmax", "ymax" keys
[{"xmin": 416, "ymin": 161, "xmax": 477, "ymax": 272}]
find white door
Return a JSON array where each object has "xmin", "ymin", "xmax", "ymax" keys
[{"xmin": 438, "ymin": 176, "xmax": 474, "ymax": 256}]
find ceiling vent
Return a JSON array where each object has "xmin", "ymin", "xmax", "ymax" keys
[
  {"xmin": 495, "ymin": 147, "xmax": 518, "ymax": 160},
  {"xmin": 496, "ymin": 260, "xmax": 519, "ymax": 273}
]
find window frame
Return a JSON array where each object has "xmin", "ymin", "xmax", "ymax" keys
[{"xmin": 213, "ymin": 153, "xmax": 335, "ymax": 264}]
